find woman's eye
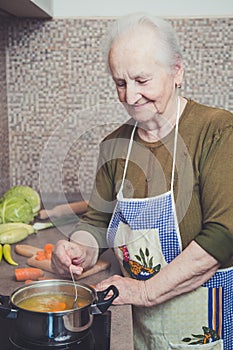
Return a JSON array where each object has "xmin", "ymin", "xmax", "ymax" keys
[
  {"xmin": 115, "ymin": 81, "xmax": 126, "ymax": 87},
  {"xmin": 137, "ymin": 80, "xmax": 148, "ymax": 85}
]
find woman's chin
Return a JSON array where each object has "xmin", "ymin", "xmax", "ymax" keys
[{"xmin": 129, "ymin": 110, "xmax": 160, "ymax": 125}]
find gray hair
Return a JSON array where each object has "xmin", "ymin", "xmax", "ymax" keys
[{"xmin": 102, "ymin": 12, "xmax": 182, "ymax": 72}]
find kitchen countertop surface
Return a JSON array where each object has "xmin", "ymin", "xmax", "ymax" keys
[{"xmin": 0, "ymin": 223, "xmax": 134, "ymax": 350}]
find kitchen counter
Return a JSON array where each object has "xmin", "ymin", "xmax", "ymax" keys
[{"xmin": 0, "ymin": 224, "xmax": 134, "ymax": 350}]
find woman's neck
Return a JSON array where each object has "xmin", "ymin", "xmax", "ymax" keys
[{"xmin": 137, "ymin": 96, "xmax": 187, "ymax": 142}]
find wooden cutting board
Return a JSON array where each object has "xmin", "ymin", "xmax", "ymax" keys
[{"xmin": 15, "ymin": 244, "xmax": 110, "ymax": 279}]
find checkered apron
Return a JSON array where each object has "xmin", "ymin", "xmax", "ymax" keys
[{"xmin": 107, "ymin": 98, "xmax": 232, "ymax": 349}]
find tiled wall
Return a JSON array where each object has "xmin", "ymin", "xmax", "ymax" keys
[
  {"xmin": 1, "ymin": 17, "xmax": 232, "ymax": 202},
  {"xmin": 0, "ymin": 19, "xmax": 10, "ymax": 195}
]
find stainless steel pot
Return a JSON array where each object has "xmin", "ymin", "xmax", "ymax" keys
[{"xmin": 0, "ymin": 279, "xmax": 118, "ymax": 347}]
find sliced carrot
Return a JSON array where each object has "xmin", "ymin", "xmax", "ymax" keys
[
  {"xmin": 15, "ymin": 267, "xmax": 44, "ymax": 281},
  {"xmin": 44, "ymin": 243, "xmax": 54, "ymax": 259},
  {"xmin": 36, "ymin": 251, "xmax": 45, "ymax": 256},
  {"xmin": 45, "ymin": 251, "xmax": 52, "ymax": 260},
  {"xmin": 35, "ymin": 243, "xmax": 54, "ymax": 261},
  {"xmin": 44, "ymin": 243, "xmax": 54, "ymax": 252},
  {"xmin": 50, "ymin": 302, "xmax": 67, "ymax": 312},
  {"xmin": 35, "ymin": 251, "xmax": 47, "ymax": 261},
  {"xmin": 35, "ymin": 255, "xmax": 46, "ymax": 261}
]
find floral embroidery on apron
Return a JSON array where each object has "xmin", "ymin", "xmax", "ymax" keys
[
  {"xmin": 106, "ymin": 97, "xmax": 231, "ymax": 349},
  {"xmin": 119, "ymin": 244, "xmax": 161, "ymax": 280}
]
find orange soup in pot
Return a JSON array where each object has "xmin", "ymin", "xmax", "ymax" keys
[{"xmin": 17, "ymin": 293, "xmax": 91, "ymax": 312}]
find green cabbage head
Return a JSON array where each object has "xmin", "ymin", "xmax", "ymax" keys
[
  {"xmin": 0, "ymin": 195, "xmax": 34, "ymax": 224},
  {"xmin": 3, "ymin": 185, "xmax": 41, "ymax": 215}
]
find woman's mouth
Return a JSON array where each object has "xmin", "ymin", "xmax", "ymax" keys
[
  {"xmin": 133, "ymin": 101, "xmax": 149, "ymax": 108},
  {"xmin": 126, "ymin": 102, "xmax": 151, "ymax": 112}
]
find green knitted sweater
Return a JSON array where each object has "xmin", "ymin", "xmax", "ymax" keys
[{"xmin": 76, "ymin": 99, "xmax": 233, "ymax": 268}]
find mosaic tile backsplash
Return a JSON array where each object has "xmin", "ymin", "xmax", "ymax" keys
[
  {"xmin": 0, "ymin": 20, "xmax": 10, "ymax": 194},
  {"xmin": 0, "ymin": 17, "xmax": 232, "ymax": 203}
]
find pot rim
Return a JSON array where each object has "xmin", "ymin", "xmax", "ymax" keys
[{"xmin": 10, "ymin": 279, "xmax": 96, "ymax": 314}]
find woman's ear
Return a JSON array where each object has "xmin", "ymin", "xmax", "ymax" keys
[{"xmin": 174, "ymin": 57, "xmax": 184, "ymax": 87}]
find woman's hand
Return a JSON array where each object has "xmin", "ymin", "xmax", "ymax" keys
[
  {"xmin": 51, "ymin": 240, "xmax": 85, "ymax": 277},
  {"xmin": 95, "ymin": 275, "xmax": 148, "ymax": 307},
  {"xmin": 51, "ymin": 231, "xmax": 99, "ymax": 278}
]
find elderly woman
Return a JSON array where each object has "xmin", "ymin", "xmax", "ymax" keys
[{"xmin": 52, "ymin": 13, "xmax": 233, "ymax": 349}]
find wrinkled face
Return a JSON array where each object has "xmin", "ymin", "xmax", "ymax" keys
[{"xmin": 108, "ymin": 27, "xmax": 183, "ymax": 124}]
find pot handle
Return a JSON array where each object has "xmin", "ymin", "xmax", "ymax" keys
[
  {"xmin": 0, "ymin": 295, "xmax": 18, "ymax": 319},
  {"xmin": 92, "ymin": 285, "xmax": 119, "ymax": 314}
]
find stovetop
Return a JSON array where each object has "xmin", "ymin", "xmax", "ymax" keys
[{"xmin": 0, "ymin": 312, "xmax": 111, "ymax": 350}]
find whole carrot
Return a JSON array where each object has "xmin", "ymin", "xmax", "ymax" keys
[{"xmin": 15, "ymin": 267, "xmax": 44, "ymax": 281}]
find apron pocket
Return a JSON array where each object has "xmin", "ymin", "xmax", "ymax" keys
[{"xmin": 168, "ymin": 339, "xmax": 223, "ymax": 350}]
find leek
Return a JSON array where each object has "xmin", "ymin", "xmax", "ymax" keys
[{"xmin": 33, "ymin": 215, "xmax": 79, "ymax": 231}]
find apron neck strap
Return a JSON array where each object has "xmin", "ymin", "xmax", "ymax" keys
[
  {"xmin": 171, "ymin": 96, "xmax": 181, "ymax": 190},
  {"xmin": 118, "ymin": 122, "xmax": 138, "ymax": 198}
]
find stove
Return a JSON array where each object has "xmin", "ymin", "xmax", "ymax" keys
[{"xmin": 0, "ymin": 312, "xmax": 111, "ymax": 350}]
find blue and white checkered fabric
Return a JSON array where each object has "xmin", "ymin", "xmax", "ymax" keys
[
  {"xmin": 203, "ymin": 268, "xmax": 233, "ymax": 349},
  {"xmin": 107, "ymin": 191, "xmax": 181, "ymax": 263},
  {"xmin": 107, "ymin": 190, "xmax": 233, "ymax": 349}
]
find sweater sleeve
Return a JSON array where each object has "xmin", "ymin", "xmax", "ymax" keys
[
  {"xmin": 194, "ymin": 123, "xmax": 233, "ymax": 265},
  {"xmin": 73, "ymin": 140, "xmax": 119, "ymax": 254}
]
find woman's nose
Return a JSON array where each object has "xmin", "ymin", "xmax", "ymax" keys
[{"xmin": 125, "ymin": 84, "xmax": 140, "ymax": 105}]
